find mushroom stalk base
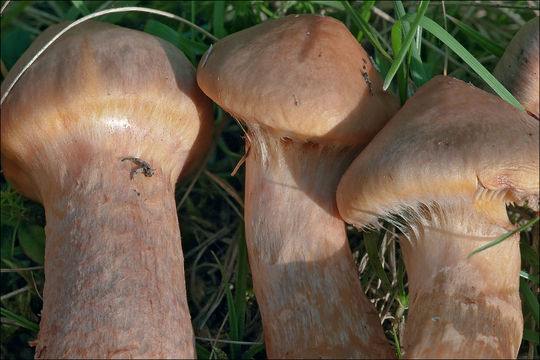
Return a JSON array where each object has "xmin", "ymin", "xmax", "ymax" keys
[
  {"xmin": 35, "ymin": 159, "xmax": 194, "ymax": 359},
  {"xmin": 244, "ymin": 129, "xmax": 393, "ymax": 359},
  {"xmin": 399, "ymin": 201, "xmax": 522, "ymax": 359}
]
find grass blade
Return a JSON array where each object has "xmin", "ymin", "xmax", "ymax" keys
[
  {"xmin": 234, "ymin": 228, "xmax": 248, "ymax": 347},
  {"xmin": 397, "ymin": 256, "xmax": 407, "ymax": 302},
  {"xmin": 212, "ymin": 1, "xmax": 226, "ymax": 38},
  {"xmin": 196, "ymin": 343, "xmax": 212, "ymax": 359},
  {"xmin": 17, "ymin": 224, "xmax": 45, "ymax": 265},
  {"xmin": 520, "ymin": 277, "xmax": 539, "ymax": 325},
  {"xmin": 408, "ymin": 26, "xmax": 429, "ymax": 87},
  {"xmin": 383, "ymin": 0, "xmax": 429, "ymax": 90},
  {"xmin": 392, "ymin": 0, "xmax": 428, "ymax": 88},
  {"xmin": 520, "ymin": 242, "xmax": 539, "ymax": 268},
  {"xmin": 343, "ymin": 0, "xmax": 392, "ymax": 62},
  {"xmin": 1, "ymin": 6, "xmax": 218, "ymax": 105},
  {"xmin": 70, "ymin": 1, "xmax": 90, "ymax": 16},
  {"xmin": 391, "ymin": 20, "xmax": 408, "ymax": 104},
  {"xmin": 468, "ymin": 217, "xmax": 539, "ymax": 258},
  {"xmin": 402, "ymin": 13, "xmax": 525, "ymax": 111},
  {"xmin": 522, "ymin": 329, "xmax": 540, "ymax": 344},
  {"xmin": 355, "ymin": 0, "xmax": 375, "ymax": 41},
  {"xmin": 242, "ymin": 343, "xmax": 266, "ymax": 359},
  {"xmin": 364, "ymin": 231, "xmax": 392, "ymax": 293},
  {"xmin": 520, "ymin": 270, "xmax": 540, "ymax": 284},
  {"xmin": 392, "ymin": 1, "xmax": 408, "ymax": 31},
  {"xmin": 393, "ymin": 327, "xmax": 402, "ymax": 358},
  {"xmin": 311, "ymin": 1, "xmax": 345, "ymax": 11},
  {"xmin": 1, "ymin": 307, "xmax": 39, "ymax": 333},
  {"xmin": 210, "ymin": 251, "xmax": 239, "ymax": 358},
  {"xmin": 446, "ymin": 14, "xmax": 505, "ymax": 57},
  {"xmin": 144, "ymin": 19, "xmax": 180, "ymax": 47}
]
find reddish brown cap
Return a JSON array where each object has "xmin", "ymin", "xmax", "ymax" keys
[
  {"xmin": 197, "ymin": 14, "xmax": 399, "ymax": 145},
  {"xmin": 337, "ymin": 75, "xmax": 539, "ymax": 228},
  {"xmin": 1, "ymin": 21, "xmax": 214, "ymax": 202}
]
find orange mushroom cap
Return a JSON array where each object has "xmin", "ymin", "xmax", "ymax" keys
[
  {"xmin": 337, "ymin": 75, "xmax": 539, "ymax": 229},
  {"xmin": 197, "ymin": 14, "xmax": 399, "ymax": 145}
]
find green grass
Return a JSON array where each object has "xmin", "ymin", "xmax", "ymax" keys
[{"xmin": 1, "ymin": 1, "xmax": 539, "ymax": 358}]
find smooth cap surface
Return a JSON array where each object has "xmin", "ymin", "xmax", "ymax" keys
[
  {"xmin": 337, "ymin": 75, "xmax": 539, "ymax": 227},
  {"xmin": 197, "ymin": 14, "xmax": 399, "ymax": 145}
]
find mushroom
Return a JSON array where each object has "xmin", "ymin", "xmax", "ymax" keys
[
  {"xmin": 337, "ymin": 75, "xmax": 539, "ymax": 358},
  {"xmin": 197, "ymin": 14, "xmax": 399, "ymax": 358},
  {"xmin": 0, "ymin": 21, "xmax": 213, "ymax": 358},
  {"xmin": 492, "ymin": 16, "xmax": 539, "ymax": 119}
]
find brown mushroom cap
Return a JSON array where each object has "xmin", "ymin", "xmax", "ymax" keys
[
  {"xmin": 1, "ymin": 20, "xmax": 213, "ymax": 202},
  {"xmin": 197, "ymin": 14, "xmax": 399, "ymax": 144},
  {"xmin": 337, "ymin": 75, "xmax": 539, "ymax": 229},
  {"xmin": 493, "ymin": 16, "xmax": 539, "ymax": 119}
]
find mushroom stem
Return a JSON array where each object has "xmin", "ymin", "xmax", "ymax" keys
[
  {"xmin": 34, "ymin": 157, "xmax": 194, "ymax": 358},
  {"xmin": 398, "ymin": 200, "xmax": 522, "ymax": 359},
  {"xmin": 244, "ymin": 128, "xmax": 393, "ymax": 358},
  {"xmin": 1, "ymin": 20, "xmax": 213, "ymax": 358}
]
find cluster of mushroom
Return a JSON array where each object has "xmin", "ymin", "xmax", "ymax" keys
[
  {"xmin": 196, "ymin": 13, "xmax": 539, "ymax": 359},
  {"xmin": 1, "ymin": 12, "xmax": 538, "ymax": 360}
]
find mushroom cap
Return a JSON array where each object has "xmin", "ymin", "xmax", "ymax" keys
[
  {"xmin": 1, "ymin": 21, "xmax": 213, "ymax": 202},
  {"xmin": 493, "ymin": 16, "xmax": 539, "ymax": 119},
  {"xmin": 337, "ymin": 75, "xmax": 539, "ymax": 228},
  {"xmin": 196, "ymin": 14, "xmax": 399, "ymax": 145}
]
